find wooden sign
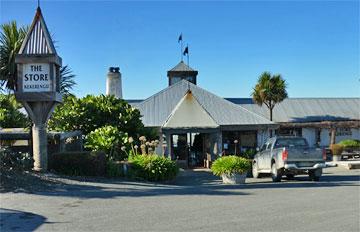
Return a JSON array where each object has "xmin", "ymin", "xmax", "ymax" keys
[
  {"xmin": 14, "ymin": 7, "xmax": 63, "ymax": 171},
  {"xmin": 22, "ymin": 63, "xmax": 51, "ymax": 92}
]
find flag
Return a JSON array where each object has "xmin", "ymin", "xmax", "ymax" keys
[
  {"xmin": 183, "ymin": 46, "xmax": 189, "ymax": 56},
  {"xmin": 178, "ymin": 33, "xmax": 182, "ymax": 43}
]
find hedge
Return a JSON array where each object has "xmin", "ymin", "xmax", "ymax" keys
[{"xmin": 50, "ymin": 151, "xmax": 106, "ymax": 176}]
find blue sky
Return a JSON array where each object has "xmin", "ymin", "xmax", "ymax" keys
[{"xmin": 1, "ymin": 0, "xmax": 359, "ymax": 99}]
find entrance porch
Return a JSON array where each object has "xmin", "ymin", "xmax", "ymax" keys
[{"xmin": 163, "ymin": 129, "xmax": 222, "ymax": 169}]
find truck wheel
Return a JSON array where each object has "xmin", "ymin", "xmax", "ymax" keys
[
  {"xmin": 309, "ymin": 168, "xmax": 322, "ymax": 181},
  {"xmin": 271, "ymin": 163, "xmax": 283, "ymax": 182},
  {"xmin": 252, "ymin": 162, "xmax": 261, "ymax": 178}
]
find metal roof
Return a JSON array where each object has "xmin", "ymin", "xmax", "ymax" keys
[
  {"xmin": 19, "ymin": 7, "xmax": 56, "ymax": 55},
  {"xmin": 226, "ymin": 98, "xmax": 360, "ymax": 123},
  {"xmin": 169, "ymin": 61, "xmax": 195, "ymax": 72},
  {"xmin": 134, "ymin": 80, "xmax": 274, "ymax": 127}
]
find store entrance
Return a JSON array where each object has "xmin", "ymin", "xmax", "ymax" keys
[{"xmin": 171, "ymin": 133, "xmax": 205, "ymax": 168}]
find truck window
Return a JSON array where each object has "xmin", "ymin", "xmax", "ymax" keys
[
  {"xmin": 266, "ymin": 141, "xmax": 273, "ymax": 150},
  {"xmin": 260, "ymin": 143, "xmax": 267, "ymax": 151},
  {"xmin": 274, "ymin": 138, "xmax": 308, "ymax": 149}
]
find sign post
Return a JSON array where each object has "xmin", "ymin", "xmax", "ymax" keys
[{"xmin": 15, "ymin": 7, "xmax": 62, "ymax": 171}]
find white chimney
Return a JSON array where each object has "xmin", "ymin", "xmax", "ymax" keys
[{"xmin": 106, "ymin": 67, "xmax": 122, "ymax": 99}]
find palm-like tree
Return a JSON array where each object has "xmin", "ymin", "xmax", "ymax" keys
[
  {"xmin": 0, "ymin": 21, "xmax": 27, "ymax": 92},
  {"xmin": 252, "ymin": 72, "xmax": 288, "ymax": 121},
  {"xmin": 60, "ymin": 65, "xmax": 76, "ymax": 95},
  {"xmin": 0, "ymin": 21, "xmax": 76, "ymax": 94}
]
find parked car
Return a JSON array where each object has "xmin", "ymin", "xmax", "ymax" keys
[{"xmin": 252, "ymin": 136, "xmax": 326, "ymax": 182}]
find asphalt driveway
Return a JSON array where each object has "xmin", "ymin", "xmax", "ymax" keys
[{"xmin": 1, "ymin": 167, "xmax": 359, "ymax": 232}]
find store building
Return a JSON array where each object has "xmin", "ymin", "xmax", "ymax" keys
[{"xmin": 123, "ymin": 61, "xmax": 360, "ymax": 167}]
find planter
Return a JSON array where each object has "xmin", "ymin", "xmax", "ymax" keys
[
  {"xmin": 332, "ymin": 154, "xmax": 342, "ymax": 162},
  {"xmin": 221, "ymin": 173, "xmax": 247, "ymax": 184}
]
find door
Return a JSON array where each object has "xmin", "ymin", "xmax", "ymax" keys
[
  {"xmin": 257, "ymin": 142, "xmax": 268, "ymax": 169},
  {"xmin": 262, "ymin": 139, "xmax": 273, "ymax": 170},
  {"xmin": 172, "ymin": 134, "xmax": 188, "ymax": 161},
  {"xmin": 189, "ymin": 133, "xmax": 204, "ymax": 167}
]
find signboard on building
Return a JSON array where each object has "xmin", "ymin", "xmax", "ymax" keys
[{"xmin": 22, "ymin": 63, "xmax": 51, "ymax": 92}]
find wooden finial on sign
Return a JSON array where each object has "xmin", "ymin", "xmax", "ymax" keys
[{"xmin": 36, "ymin": 0, "xmax": 41, "ymax": 18}]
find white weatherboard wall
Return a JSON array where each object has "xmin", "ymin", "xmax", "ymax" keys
[
  {"xmin": 257, "ymin": 129, "xmax": 270, "ymax": 147},
  {"xmin": 302, "ymin": 128, "xmax": 316, "ymax": 147},
  {"xmin": 351, "ymin": 128, "xmax": 360, "ymax": 140},
  {"xmin": 320, "ymin": 128, "xmax": 360, "ymax": 146}
]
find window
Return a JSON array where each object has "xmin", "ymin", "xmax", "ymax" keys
[
  {"xmin": 274, "ymin": 138, "xmax": 308, "ymax": 149},
  {"xmin": 185, "ymin": 76, "xmax": 194, "ymax": 82},
  {"xmin": 266, "ymin": 142, "xmax": 272, "ymax": 150},
  {"xmin": 260, "ymin": 143, "xmax": 267, "ymax": 151},
  {"xmin": 276, "ymin": 128, "xmax": 302, "ymax": 136},
  {"xmin": 170, "ymin": 77, "xmax": 181, "ymax": 85}
]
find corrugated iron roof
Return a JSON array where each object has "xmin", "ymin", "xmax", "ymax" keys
[
  {"xmin": 19, "ymin": 7, "xmax": 56, "ymax": 55},
  {"xmin": 134, "ymin": 80, "xmax": 274, "ymax": 127},
  {"xmin": 169, "ymin": 61, "xmax": 195, "ymax": 72},
  {"xmin": 226, "ymin": 98, "xmax": 360, "ymax": 123}
]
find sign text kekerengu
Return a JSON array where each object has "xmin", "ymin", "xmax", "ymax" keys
[{"xmin": 22, "ymin": 63, "xmax": 51, "ymax": 92}]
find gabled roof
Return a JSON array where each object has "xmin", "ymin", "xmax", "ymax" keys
[
  {"xmin": 169, "ymin": 61, "xmax": 195, "ymax": 72},
  {"xmin": 226, "ymin": 98, "xmax": 360, "ymax": 123},
  {"xmin": 163, "ymin": 91, "xmax": 219, "ymax": 129},
  {"xmin": 135, "ymin": 80, "xmax": 274, "ymax": 127},
  {"xmin": 19, "ymin": 7, "xmax": 56, "ymax": 55}
]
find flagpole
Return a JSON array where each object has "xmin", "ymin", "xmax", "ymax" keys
[
  {"xmin": 179, "ymin": 33, "xmax": 183, "ymax": 62},
  {"xmin": 181, "ymin": 39, "xmax": 183, "ymax": 62},
  {"xmin": 187, "ymin": 44, "xmax": 189, "ymax": 66}
]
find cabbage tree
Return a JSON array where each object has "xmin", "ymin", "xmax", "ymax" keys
[{"xmin": 252, "ymin": 72, "xmax": 288, "ymax": 121}]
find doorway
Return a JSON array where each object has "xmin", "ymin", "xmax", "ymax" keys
[{"xmin": 171, "ymin": 133, "xmax": 205, "ymax": 168}]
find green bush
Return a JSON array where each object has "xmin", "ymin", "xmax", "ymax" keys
[
  {"xmin": 129, "ymin": 155, "xmax": 179, "ymax": 181},
  {"xmin": 50, "ymin": 151, "xmax": 106, "ymax": 176},
  {"xmin": 338, "ymin": 139, "xmax": 360, "ymax": 148},
  {"xmin": 0, "ymin": 148, "xmax": 33, "ymax": 170},
  {"xmin": 240, "ymin": 149, "xmax": 256, "ymax": 159},
  {"xmin": 330, "ymin": 144, "xmax": 344, "ymax": 156},
  {"xmin": 0, "ymin": 94, "xmax": 30, "ymax": 128},
  {"xmin": 211, "ymin": 155, "xmax": 251, "ymax": 176},
  {"xmin": 85, "ymin": 125, "xmax": 129, "ymax": 160},
  {"xmin": 106, "ymin": 160, "xmax": 125, "ymax": 177},
  {"xmin": 48, "ymin": 94, "xmax": 144, "ymax": 138}
]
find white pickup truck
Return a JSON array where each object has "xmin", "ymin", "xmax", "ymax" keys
[{"xmin": 252, "ymin": 136, "xmax": 326, "ymax": 182}]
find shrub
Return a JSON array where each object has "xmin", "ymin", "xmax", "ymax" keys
[
  {"xmin": 50, "ymin": 151, "xmax": 106, "ymax": 176},
  {"xmin": 85, "ymin": 125, "xmax": 129, "ymax": 160},
  {"xmin": 106, "ymin": 160, "xmax": 125, "ymax": 177},
  {"xmin": 211, "ymin": 155, "xmax": 251, "ymax": 176},
  {"xmin": 0, "ymin": 94, "xmax": 30, "ymax": 128},
  {"xmin": 129, "ymin": 155, "xmax": 179, "ymax": 181},
  {"xmin": 0, "ymin": 148, "xmax": 33, "ymax": 170},
  {"xmin": 338, "ymin": 139, "xmax": 360, "ymax": 148},
  {"xmin": 330, "ymin": 144, "xmax": 344, "ymax": 156},
  {"xmin": 240, "ymin": 149, "xmax": 256, "ymax": 160}
]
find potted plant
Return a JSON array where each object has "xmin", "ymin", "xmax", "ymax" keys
[
  {"xmin": 211, "ymin": 155, "xmax": 251, "ymax": 184},
  {"xmin": 330, "ymin": 144, "xmax": 344, "ymax": 161}
]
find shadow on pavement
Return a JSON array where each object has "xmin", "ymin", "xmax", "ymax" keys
[
  {"xmin": 1, "ymin": 169, "xmax": 358, "ymax": 199},
  {"xmin": 242, "ymin": 175, "xmax": 360, "ymax": 190},
  {"xmin": 0, "ymin": 208, "xmax": 46, "ymax": 231}
]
